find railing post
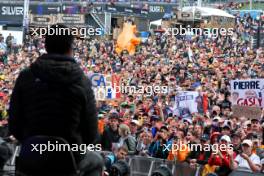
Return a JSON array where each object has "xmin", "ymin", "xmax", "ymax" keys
[
  {"xmin": 11, "ymin": 146, "xmax": 20, "ymax": 166},
  {"xmin": 147, "ymin": 160, "xmax": 155, "ymax": 176}
]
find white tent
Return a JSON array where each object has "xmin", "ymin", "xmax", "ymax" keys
[
  {"xmin": 149, "ymin": 19, "xmax": 162, "ymax": 31},
  {"xmin": 150, "ymin": 19, "xmax": 162, "ymax": 26},
  {"xmin": 182, "ymin": 6, "xmax": 235, "ymax": 18}
]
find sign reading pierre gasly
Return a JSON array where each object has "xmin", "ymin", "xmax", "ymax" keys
[{"xmin": 0, "ymin": 5, "xmax": 24, "ymax": 24}]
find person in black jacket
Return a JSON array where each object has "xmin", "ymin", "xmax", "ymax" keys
[
  {"xmin": 101, "ymin": 112, "xmax": 120, "ymax": 151},
  {"xmin": 185, "ymin": 134, "xmax": 211, "ymax": 168},
  {"xmin": 8, "ymin": 24, "xmax": 101, "ymax": 174},
  {"xmin": 5, "ymin": 33, "xmax": 13, "ymax": 54}
]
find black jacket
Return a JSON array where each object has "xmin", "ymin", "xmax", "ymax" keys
[
  {"xmin": 186, "ymin": 149, "xmax": 211, "ymax": 165},
  {"xmin": 8, "ymin": 54, "xmax": 98, "ymax": 160},
  {"xmin": 101, "ymin": 126, "xmax": 120, "ymax": 151}
]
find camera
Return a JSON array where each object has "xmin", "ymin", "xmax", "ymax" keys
[
  {"xmin": 109, "ymin": 160, "xmax": 130, "ymax": 176},
  {"xmin": 151, "ymin": 165, "xmax": 172, "ymax": 176}
]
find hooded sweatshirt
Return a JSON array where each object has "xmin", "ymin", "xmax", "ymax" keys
[{"xmin": 9, "ymin": 54, "xmax": 98, "ymax": 163}]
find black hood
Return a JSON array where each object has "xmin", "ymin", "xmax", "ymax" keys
[{"xmin": 30, "ymin": 54, "xmax": 84, "ymax": 85}]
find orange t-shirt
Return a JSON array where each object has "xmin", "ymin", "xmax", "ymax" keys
[
  {"xmin": 167, "ymin": 145, "xmax": 189, "ymax": 162},
  {"xmin": 98, "ymin": 119, "xmax": 105, "ymax": 135}
]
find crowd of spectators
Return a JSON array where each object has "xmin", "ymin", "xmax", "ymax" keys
[{"xmin": 0, "ymin": 10, "xmax": 264, "ymax": 176}]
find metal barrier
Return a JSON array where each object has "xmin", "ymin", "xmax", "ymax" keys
[
  {"xmin": 6, "ymin": 149, "xmax": 264, "ymax": 176},
  {"xmin": 127, "ymin": 156, "xmax": 197, "ymax": 176},
  {"xmin": 99, "ymin": 153, "xmax": 264, "ymax": 176},
  {"xmin": 229, "ymin": 169, "xmax": 264, "ymax": 176}
]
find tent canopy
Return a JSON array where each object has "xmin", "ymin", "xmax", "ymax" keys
[
  {"xmin": 182, "ymin": 6, "xmax": 235, "ymax": 18},
  {"xmin": 150, "ymin": 19, "xmax": 162, "ymax": 26}
]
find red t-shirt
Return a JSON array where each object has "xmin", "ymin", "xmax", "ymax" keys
[{"xmin": 208, "ymin": 151, "xmax": 237, "ymax": 167}]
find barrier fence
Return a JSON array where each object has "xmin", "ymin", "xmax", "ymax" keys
[
  {"xmin": 127, "ymin": 156, "xmax": 197, "ymax": 176},
  {"xmin": 100, "ymin": 151, "xmax": 264, "ymax": 176},
  {"xmin": 5, "ymin": 148, "xmax": 264, "ymax": 176}
]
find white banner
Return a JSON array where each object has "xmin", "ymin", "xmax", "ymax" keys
[
  {"xmin": 230, "ymin": 79, "xmax": 264, "ymax": 107},
  {"xmin": 173, "ymin": 91, "xmax": 199, "ymax": 118}
]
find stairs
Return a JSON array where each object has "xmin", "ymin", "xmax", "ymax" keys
[{"xmin": 90, "ymin": 11, "xmax": 111, "ymax": 35}]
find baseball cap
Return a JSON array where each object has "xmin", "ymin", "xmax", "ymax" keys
[
  {"xmin": 150, "ymin": 115, "xmax": 160, "ymax": 121},
  {"xmin": 222, "ymin": 125, "xmax": 231, "ymax": 130},
  {"xmin": 251, "ymin": 118, "xmax": 259, "ymax": 122},
  {"xmin": 99, "ymin": 110, "xmax": 107, "ymax": 114},
  {"xmin": 160, "ymin": 125, "xmax": 169, "ymax": 132},
  {"xmin": 244, "ymin": 120, "xmax": 251, "ymax": 126},
  {"xmin": 200, "ymin": 134, "xmax": 210, "ymax": 141},
  {"xmin": 213, "ymin": 116, "xmax": 221, "ymax": 121},
  {"xmin": 128, "ymin": 94, "xmax": 134, "ymax": 98},
  {"xmin": 231, "ymin": 132, "xmax": 240, "ymax": 138},
  {"xmin": 220, "ymin": 135, "xmax": 231, "ymax": 143},
  {"xmin": 183, "ymin": 118, "xmax": 192, "ymax": 124},
  {"xmin": 242, "ymin": 139, "xmax": 253, "ymax": 147},
  {"xmin": 109, "ymin": 112, "xmax": 119, "ymax": 119},
  {"xmin": 120, "ymin": 102, "xmax": 129, "ymax": 108},
  {"xmin": 130, "ymin": 120, "xmax": 140, "ymax": 126},
  {"xmin": 98, "ymin": 114, "xmax": 104, "ymax": 119},
  {"xmin": 104, "ymin": 106, "xmax": 111, "ymax": 112}
]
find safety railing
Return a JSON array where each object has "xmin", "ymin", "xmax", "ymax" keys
[
  {"xmin": 100, "ymin": 151, "xmax": 264, "ymax": 176},
  {"xmin": 5, "ymin": 148, "xmax": 264, "ymax": 176}
]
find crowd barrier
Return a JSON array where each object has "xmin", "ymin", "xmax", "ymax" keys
[
  {"xmin": 128, "ymin": 156, "xmax": 264, "ymax": 176},
  {"xmin": 4, "ymin": 148, "xmax": 264, "ymax": 176},
  {"xmin": 229, "ymin": 169, "xmax": 264, "ymax": 176},
  {"xmin": 127, "ymin": 156, "xmax": 198, "ymax": 176},
  {"xmin": 100, "ymin": 151, "xmax": 264, "ymax": 176}
]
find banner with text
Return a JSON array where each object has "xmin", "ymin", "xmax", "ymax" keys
[
  {"xmin": 30, "ymin": 14, "xmax": 55, "ymax": 26},
  {"xmin": 57, "ymin": 14, "xmax": 85, "ymax": 25},
  {"xmin": 0, "ymin": 4, "xmax": 23, "ymax": 24},
  {"xmin": 173, "ymin": 91, "xmax": 200, "ymax": 118},
  {"xmin": 89, "ymin": 73, "xmax": 121, "ymax": 101},
  {"xmin": 230, "ymin": 79, "xmax": 264, "ymax": 107}
]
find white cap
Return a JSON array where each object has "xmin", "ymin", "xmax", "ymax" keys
[
  {"xmin": 183, "ymin": 118, "xmax": 192, "ymax": 124},
  {"xmin": 176, "ymin": 86, "xmax": 182, "ymax": 91},
  {"xmin": 242, "ymin": 139, "xmax": 253, "ymax": 147},
  {"xmin": 244, "ymin": 120, "xmax": 251, "ymax": 126},
  {"xmin": 213, "ymin": 116, "xmax": 221, "ymax": 121},
  {"xmin": 220, "ymin": 135, "xmax": 231, "ymax": 143},
  {"xmin": 131, "ymin": 120, "xmax": 140, "ymax": 126}
]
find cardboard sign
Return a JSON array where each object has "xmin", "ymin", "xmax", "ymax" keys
[
  {"xmin": 230, "ymin": 79, "xmax": 264, "ymax": 107},
  {"xmin": 173, "ymin": 91, "xmax": 200, "ymax": 118},
  {"xmin": 232, "ymin": 105, "xmax": 262, "ymax": 120}
]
